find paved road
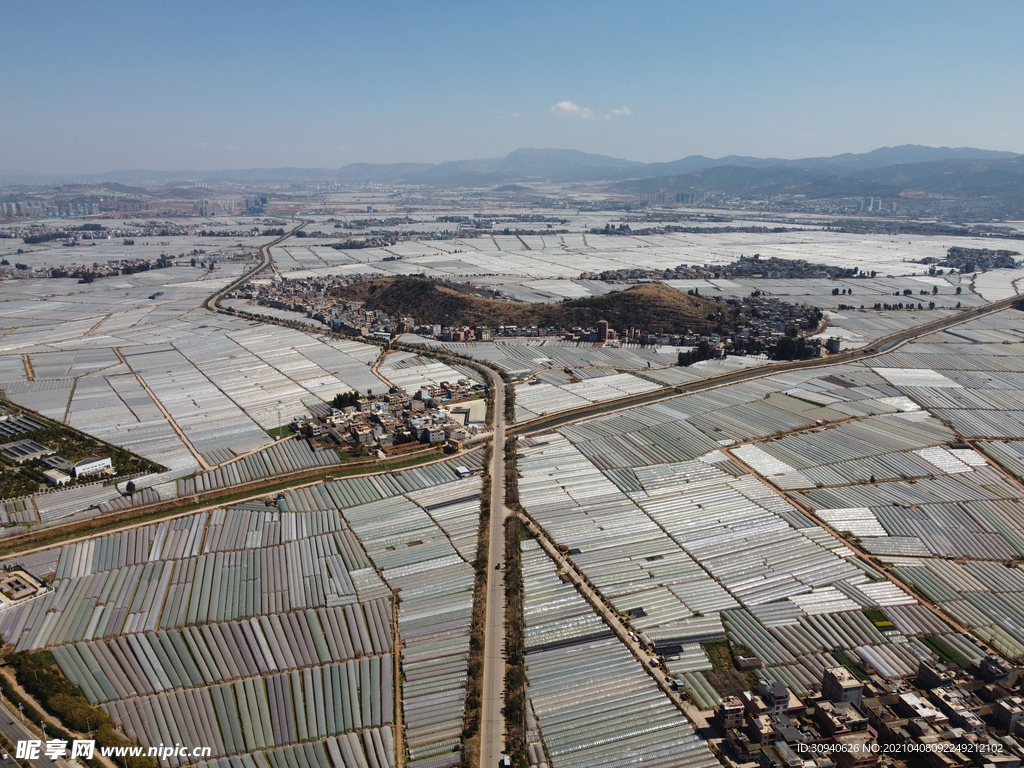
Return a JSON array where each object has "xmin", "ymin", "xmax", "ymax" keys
[
  {"xmin": 0, "ymin": 695, "xmax": 75, "ymax": 768},
  {"xmin": 479, "ymin": 369, "xmax": 508, "ymax": 768},
  {"xmin": 203, "ymin": 220, "xmax": 307, "ymax": 313},
  {"xmin": 291, "ymin": 288, "xmax": 1024, "ymax": 766},
  {"xmin": 22, "ymin": 245, "xmax": 1014, "ymax": 768},
  {"xmin": 479, "ymin": 292, "xmax": 1024, "ymax": 759},
  {"xmin": 515, "ymin": 293, "xmax": 1023, "ymax": 438}
]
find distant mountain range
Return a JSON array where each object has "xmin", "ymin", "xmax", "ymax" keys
[
  {"xmin": 614, "ymin": 154, "xmax": 1024, "ymax": 199},
  {"xmin": 2, "ymin": 145, "xmax": 1022, "ymax": 198}
]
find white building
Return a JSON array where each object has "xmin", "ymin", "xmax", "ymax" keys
[
  {"xmin": 73, "ymin": 456, "xmax": 112, "ymax": 478},
  {"xmin": 42, "ymin": 469, "xmax": 70, "ymax": 486}
]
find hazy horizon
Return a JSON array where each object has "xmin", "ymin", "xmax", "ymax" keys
[
  {"xmin": 4, "ymin": 144, "xmax": 1024, "ymax": 183},
  {"xmin": 3, "ymin": 0, "xmax": 1022, "ymax": 175}
]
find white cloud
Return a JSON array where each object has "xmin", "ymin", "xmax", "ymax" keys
[
  {"xmin": 509, "ymin": 112, "xmax": 523, "ymax": 119},
  {"xmin": 550, "ymin": 101, "xmax": 632, "ymax": 121},
  {"xmin": 551, "ymin": 100, "xmax": 594, "ymax": 119}
]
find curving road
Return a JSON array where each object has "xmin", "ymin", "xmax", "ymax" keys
[
  {"xmin": 203, "ymin": 220, "xmax": 307, "ymax": 313},
  {"xmin": 156, "ymin": 248, "xmax": 1024, "ymax": 768}
]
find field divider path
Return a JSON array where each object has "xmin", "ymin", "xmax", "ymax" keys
[
  {"xmin": 112, "ymin": 346, "xmax": 212, "ymax": 471},
  {"xmin": 721, "ymin": 445, "xmax": 972, "ymax": 638}
]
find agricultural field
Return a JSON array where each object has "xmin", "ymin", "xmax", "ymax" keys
[
  {"xmin": 271, "ymin": 221, "xmax": 1024, "ymax": 294},
  {"xmin": 0, "ymin": 452, "xmax": 484, "ymax": 768},
  {"xmin": 519, "ymin": 540, "xmax": 718, "ymax": 768},
  {"xmin": 1, "ymin": 206, "xmax": 1024, "ymax": 767},
  {"xmin": 511, "ymin": 307, "xmax": 1024, "ymax": 711},
  {"xmin": 0, "ymin": 247, "xmax": 404, "ymax": 529},
  {"xmin": 0, "ymin": 212, "xmax": 1020, "ymax": 527}
]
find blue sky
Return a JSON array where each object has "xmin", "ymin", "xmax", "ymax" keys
[{"xmin": 2, "ymin": 0, "xmax": 1022, "ymax": 173}]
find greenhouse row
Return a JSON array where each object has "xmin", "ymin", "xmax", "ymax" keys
[
  {"xmin": 0, "ymin": 456, "xmax": 490, "ymax": 765},
  {"xmin": 749, "ymin": 413, "xmax": 955, "ymax": 472},
  {"xmin": 47, "ymin": 506, "xmax": 368, "ymax": 580},
  {"xmin": 102, "ymin": 657, "xmax": 393, "ymax": 763},
  {"xmin": 520, "ymin": 540, "xmax": 717, "ymax": 768},
  {"xmin": 791, "ymin": 469, "xmax": 1024, "ymax": 560},
  {"xmin": 517, "ymin": 434, "xmax": 741, "ymax": 625},
  {"xmin": 891, "ymin": 558, "xmax": 1024, "ymax": 659},
  {"xmin": 378, "ymin": 354, "xmax": 474, "ymax": 392},
  {"xmin": 205, "ymin": 507, "xmax": 355, "ymax": 553},
  {"xmin": 177, "ymin": 440, "xmax": 343, "ymax": 497},
  {"xmin": 54, "ymin": 511, "xmax": 212, "ymax": 578},
  {"xmin": 194, "ymin": 729, "xmax": 396, "ymax": 768},
  {"xmin": 521, "ymin": 540, "xmax": 612, "ymax": 654},
  {"xmin": 51, "ymin": 599, "xmax": 392, "ymax": 703},
  {"xmin": 514, "ymin": 372, "xmax": 662, "ymax": 420},
  {"xmin": 0, "ymin": 456, "xmax": 492, "ymax": 768},
  {"xmin": 514, "ymin": 417, "xmax": 982, "ymax": 720},
  {"xmin": 405, "ymin": 479, "xmax": 484, "ymax": 563},
  {"xmin": 0, "ymin": 530, "xmax": 391, "ymax": 649},
  {"xmin": 563, "ymin": 363, "xmax": 945, "ymax": 464},
  {"xmin": 174, "ymin": 327, "xmax": 365, "ymax": 432},
  {"xmin": 340, "ymin": 484, "xmax": 480, "ymax": 765},
  {"xmin": 121, "ymin": 344, "xmax": 276, "ymax": 465},
  {"xmin": 97, "ymin": 485, "xmax": 164, "ymax": 514},
  {"xmin": 416, "ymin": 336, "xmax": 694, "ymax": 377},
  {"xmin": 979, "ymin": 439, "xmax": 1024, "ymax": 480}
]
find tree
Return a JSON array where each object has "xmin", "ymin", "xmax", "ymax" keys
[
  {"xmin": 677, "ymin": 340, "xmax": 715, "ymax": 367},
  {"xmin": 955, "ymin": 286, "xmax": 962, "ymax": 295},
  {"xmin": 125, "ymin": 481, "xmax": 136, "ymax": 495},
  {"xmin": 775, "ymin": 334, "xmax": 812, "ymax": 361},
  {"xmin": 332, "ymin": 391, "xmax": 360, "ymax": 409},
  {"xmin": 932, "ymin": 285, "xmax": 938, "ymax": 295}
]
